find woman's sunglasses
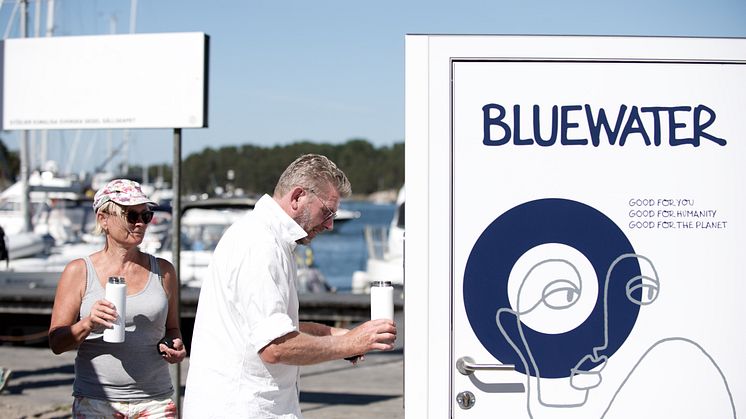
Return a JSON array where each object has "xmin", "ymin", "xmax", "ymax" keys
[{"xmin": 124, "ymin": 209, "xmax": 155, "ymax": 224}]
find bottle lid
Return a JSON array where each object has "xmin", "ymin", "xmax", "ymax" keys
[
  {"xmin": 108, "ymin": 276, "xmax": 126, "ymax": 284},
  {"xmin": 371, "ymin": 280, "xmax": 392, "ymax": 287}
]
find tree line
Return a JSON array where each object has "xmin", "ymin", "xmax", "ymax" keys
[
  {"xmin": 0, "ymin": 140, "xmax": 21, "ymax": 190},
  {"xmin": 0, "ymin": 138, "xmax": 403, "ymax": 197}
]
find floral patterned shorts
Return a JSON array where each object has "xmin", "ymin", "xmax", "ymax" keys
[{"xmin": 72, "ymin": 396, "xmax": 177, "ymax": 418}]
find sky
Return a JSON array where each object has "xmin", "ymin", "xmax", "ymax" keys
[{"xmin": 2, "ymin": 0, "xmax": 746, "ymax": 174}]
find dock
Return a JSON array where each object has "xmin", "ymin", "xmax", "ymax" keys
[
  {"xmin": 0, "ymin": 275, "xmax": 406, "ymax": 418},
  {"xmin": 0, "ymin": 313, "xmax": 405, "ymax": 419},
  {"xmin": 0, "ymin": 278, "xmax": 404, "ymax": 348}
]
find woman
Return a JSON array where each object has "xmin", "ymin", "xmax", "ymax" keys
[{"xmin": 49, "ymin": 178, "xmax": 186, "ymax": 418}]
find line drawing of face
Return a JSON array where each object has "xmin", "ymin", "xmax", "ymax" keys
[
  {"xmin": 464, "ymin": 198, "xmax": 643, "ymax": 382},
  {"xmin": 570, "ymin": 253, "xmax": 660, "ymax": 391},
  {"xmin": 495, "ymin": 253, "xmax": 660, "ymax": 416},
  {"xmin": 498, "ymin": 257, "xmax": 587, "ymax": 409},
  {"xmin": 508, "ymin": 243, "xmax": 598, "ymax": 336},
  {"xmin": 466, "ymin": 199, "xmax": 736, "ymax": 418}
]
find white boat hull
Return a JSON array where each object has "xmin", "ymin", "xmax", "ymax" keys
[{"xmin": 6, "ymin": 232, "xmax": 47, "ymax": 260}]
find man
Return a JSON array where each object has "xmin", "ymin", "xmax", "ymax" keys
[
  {"xmin": 0, "ymin": 225, "xmax": 8, "ymax": 268},
  {"xmin": 183, "ymin": 154, "xmax": 397, "ymax": 418}
]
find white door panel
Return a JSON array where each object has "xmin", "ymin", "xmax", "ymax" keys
[{"xmin": 451, "ymin": 59, "xmax": 745, "ymax": 418}]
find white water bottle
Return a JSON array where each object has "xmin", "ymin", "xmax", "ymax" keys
[
  {"xmin": 103, "ymin": 276, "xmax": 126, "ymax": 343},
  {"xmin": 370, "ymin": 280, "xmax": 394, "ymax": 320}
]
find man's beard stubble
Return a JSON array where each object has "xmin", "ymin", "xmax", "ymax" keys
[{"xmin": 295, "ymin": 204, "xmax": 314, "ymax": 245}]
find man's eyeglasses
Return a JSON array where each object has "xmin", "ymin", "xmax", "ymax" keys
[
  {"xmin": 124, "ymin": 209, "xmax": 155, "ymax": 224},
  {"xmin": 308, "ymin": 189, "xmax": 337, "ymax": 222}
]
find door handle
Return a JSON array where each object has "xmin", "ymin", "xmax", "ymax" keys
[{"xmin": 456, "ymin": 356, "xmax": 515, "ymax": 375}]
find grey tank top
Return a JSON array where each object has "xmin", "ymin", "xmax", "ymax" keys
[{"xmin": 73, "ymin": 254, "xmax": 173, "ymax": 400}]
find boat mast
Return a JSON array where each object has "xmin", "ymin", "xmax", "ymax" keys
[
  {"xmin": 36, "ymin": 0, "xmax": 55, "ymax": 173},
  {"xmin": 45, "ymin": 0, "xmax": 53, "ymax": 36},
  {"xmin": 18, "ymin": 0, "xmax": 32, "ymax": 232}
]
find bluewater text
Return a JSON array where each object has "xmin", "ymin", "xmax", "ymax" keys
[{"xmin": 482, "ymin": 104, "xmax": 726, "ymax": 147}]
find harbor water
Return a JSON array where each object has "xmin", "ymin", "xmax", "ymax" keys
[{"xmin": 301, "ymin": 200, "xmax": 395, "ymax": 292}]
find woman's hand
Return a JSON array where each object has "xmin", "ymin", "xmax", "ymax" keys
[
  {"xmin": 159, "ymin": 338, "xmax": 187, "ymax": 364},
  {"xmin": 87, "ymin": 299, "xmax": 117, "ymax": 332},
  {"xmin": 50, "ymin": 258, "xmax": 92, "ymax": 354},
  {"xmin": 159, "ymin": 259, "xmax": 185, "ymax": 364}
]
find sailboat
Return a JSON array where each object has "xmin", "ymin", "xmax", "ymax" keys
[{"xmin": 351, "ymin": 186, "xmax": 404, "ymax": 293}]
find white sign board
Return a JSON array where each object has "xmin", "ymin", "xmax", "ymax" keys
[
  {"xmin": 405, "ymin": 35, "xmax": 746, "ymax": 418},
  {"xmin": 1, "ymin": 32, "xmax": 208, "ymax": 130}
]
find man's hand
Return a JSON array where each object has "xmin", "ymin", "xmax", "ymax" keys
[{"xmin": 345, "ymin": 318, "xmax": 397, "ymax": 354}]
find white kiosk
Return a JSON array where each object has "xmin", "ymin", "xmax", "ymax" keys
[{"xmin": 405, "ymin": 35, "xmax": 746, "ymax": 418}]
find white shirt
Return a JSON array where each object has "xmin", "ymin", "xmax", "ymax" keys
[{"xmin": 183, "ymin": 195, "xmax": 308, "ymax": 418}]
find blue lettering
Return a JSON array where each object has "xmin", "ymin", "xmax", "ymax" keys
[
  {"xmin": 513, "ymin": 105, "xmax": 534, "ymax": 145},
  {"xmin": 620, "ymin": 106, "xmax": 651, "ymax": 146},
  {"xmin": 668, "ymin": 106, "xmax": 694, "ymax": 146},
  {"xmin": 586, "ymin": 105, "xmax": 627, "ymax": 146},
  {"xmin": 694, "ymin": 104, "xmax": 726, "ymax": 146},
  {"xmin": 560, "ymin": 105, "xmax": 587, "ymax": 145},
  {"xmin": 534, "ymin": 105, "xmax": 558, "ymax": 147},
  {"xmin": 481, "ymin": 103, "xmax": 726, "ymax": 148},
  {"xmin": 483, "ymin": 104, "xmax": 510, "ymax": 145},
  {"xmin": 640, "ymin": 107, "xmax": 665, "ymax": 146}
]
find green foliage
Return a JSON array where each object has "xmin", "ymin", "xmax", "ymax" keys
[
  {"xmin": 130, "ymin": 139, "xmax": 404, "ymax": 197},
  {"xmin": 0, "ymin": 138, "xmax": 20, "ymax": 186}
]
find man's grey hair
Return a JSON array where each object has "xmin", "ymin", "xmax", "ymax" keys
[{"xmin": 274, "ymin": 154, "xmax": 351, "ymax": 199}]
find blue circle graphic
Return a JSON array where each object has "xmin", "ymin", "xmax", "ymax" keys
[{"xmin": 463, "ymin": 198, "xmax": 641, "ymax": 379}]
